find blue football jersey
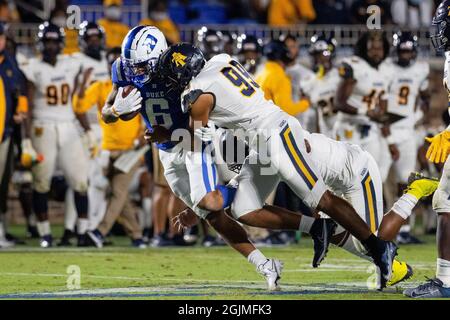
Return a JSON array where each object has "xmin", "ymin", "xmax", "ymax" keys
[{"xmin": 111, "ymin": 58, "xmax": 189, "ymax": 150}]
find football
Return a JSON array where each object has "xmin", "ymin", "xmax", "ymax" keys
[
  {"xmin": 119, "ymin": 85, "xmax": 140, "ymax": 121},
  {"xmin": 121, "ymin": 85, "xmax": 136, "ymax": 98}
]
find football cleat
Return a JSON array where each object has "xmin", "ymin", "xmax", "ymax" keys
[
  {"xmin": 77, "ymin": 234, "xmax": 90, "ymax": 247},
  {"xmin": 0, "ymin": 238, "xmax": 15, "ymax": 249},
  {"xmin": 57, "ymin": 229, "xmax": 75, "ymax": 247},
  {"xmin": 131, "ymin": 238, "xmax": 147, "ymax": 249},
  {"xmin": 310, "ymin": 218, "xmax": 337, "ymax": 268},
  {"xmin": 396, "ymin": 231, "xmax": 424, "ymax": 245},
  {"xmin": 150, "ymin": 234, "xmax": 174, "ymax": 247},
  {"xmin": 370, "ymin": 240, "xmax": 397, "ymax": 289},
  {"xmin": 86, "ymin": 229, "xmax": 104, "ymax": 248},
  {"xmin": 405, "ymin": 172, "xmax": 439, "ymax": 200},
  {"xmin": 404, "ymin": 277, "xmax": 450, "ymax": 298},
  {"xmin": 40, "ymin": 234, "xmax": 53, "ymax": 248},
  {"xmin": 387, "ymin": 259, "xmax": 413, "ymax": 286},
  {"xmin": 257, "ymin": 258, "xmax": 283, "ymax": 291}
]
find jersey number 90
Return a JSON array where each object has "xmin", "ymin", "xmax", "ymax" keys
[{"xmin": 46, "ymin": 83, "xmax": 70, "ymax": 106}]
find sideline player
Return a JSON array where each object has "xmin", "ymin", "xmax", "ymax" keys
[{"xmin": 21, "ymin": 22, "xmax": 90, "ymax": 247}]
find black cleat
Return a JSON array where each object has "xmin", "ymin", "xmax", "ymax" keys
[
  {"xmin": 310, "ymin": 218, "xmax": 337, "ymax": 268},
  {"xmin": 57, "ymin": 229, "xmax": 75, "ymax": 247},
  {"xmin": 77, "ymin": 234, "xmax": 90, "ymax": 247},
  {"xmin": 371, "ymin": 240, "xmax": 398, "ymax": 289}
]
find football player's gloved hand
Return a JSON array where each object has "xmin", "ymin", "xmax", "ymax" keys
[
  {"xmin": 194, "ymin": 126, "xmax": 214, "ymax": 142},
  {"xmin": 83, "ymin": 130, "xmax": 98, "ymax": 158},
  {"xmin": 21, "ymin": 138, "xmax": 42, "ymax": 168},
  {"xmin": 112, "ymin": 87, "xmax": 143, "ymax": 116},
  {"xmin": 425, "ymin": 130, "xmax": 450, "ymax": 164}
]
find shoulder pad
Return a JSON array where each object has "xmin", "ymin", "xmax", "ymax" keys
[
  {"xmin": 182, "ymin": 89, "xmax": 204, "ymax": 113},
  {"xmin": 338, "ymin": 62, "xmax": 354, "ymax": 79}
]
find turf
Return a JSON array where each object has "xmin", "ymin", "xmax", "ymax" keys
[{"xmin": 0, "ymin": 226, "xmax": 443, "ymax": 300}]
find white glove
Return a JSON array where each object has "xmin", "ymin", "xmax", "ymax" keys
[
  {"xmin": 194, "ymin": 126, "xmax": 214, "ymax": 142},
  {"xmin": 112, "ymin": 87, "xmax": 143, "ymax": 116},
  {"xmin": 21, "ymin": 138, "xmax": 37, "ymax": 159},
  {"xmin": 21, "ymin": 138, "xmax": 40, "ymax": 168}
]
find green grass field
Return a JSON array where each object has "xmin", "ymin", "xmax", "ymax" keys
[{"xmin": 0, "ymin": 226, "xmax": 443, "ymax": 300}]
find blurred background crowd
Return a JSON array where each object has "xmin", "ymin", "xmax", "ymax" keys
[{"xmin": 0, "ymin": 0, "xmax": 448, "ymax": 249}]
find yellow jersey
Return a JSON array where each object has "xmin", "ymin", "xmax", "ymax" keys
[
  {"xmin": 63, "ymin": 28, "xmax": 80, "ymax": 54},
  {"xmin": 255, "ymin": 61, "xmax": 309, "ymax": 116},
  {"xmin": 139, "ymin": 18, "xmax": 180, "ymax": 44},
  {"xmin": 98, "ymin": 19, "xmax": 130, "ymax": 48},
  {"xmin": 74, "ymin": 80, "xmax": 142, "ymax": 151},
  {"xmin": 268, "ymin": 0, "xmax": 316, "ymax": 26}
]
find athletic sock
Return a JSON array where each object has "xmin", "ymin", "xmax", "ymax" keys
[
  {"xmin": 337, "ymin": 232, "xmax": 372, "ymax": 262},
  {"xmin": 143, "ymin": 197, "xmax": 152, "ymax": 228},
  {"xmin": 36, "ymin": 221, "xmax": 51, "ymax": 237},
  {"xmin": 361, "ymin": 234, "xmax": 381, "ymax": 255},
  {"xmin": 437, "ymin": 258, "xmax": 450, "ymax": 288},
  {"xmin": 391, "ymin": 193, "xmax": 418, "ymax": 220},
  {"xmin": 77, "ymin": 218, "xmax": 89, "ymax": 235},
  {"xmin": 399, "ymin": 224, "xmax": 411, "ymax": 233},
  {"xmin": 299, "ymin": 215, "xmax": 315, "ymax": 233},
  {"xmin": 247, "ymin": 249, "xmax": 268, "ymax": 267}
]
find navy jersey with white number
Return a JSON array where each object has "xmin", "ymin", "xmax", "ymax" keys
[{"xmin": 111, "ymin": 58, "xmax": 189, "ymax": 150}]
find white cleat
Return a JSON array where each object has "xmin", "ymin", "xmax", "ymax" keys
[
  {"xmin": 257, "ymin": 258, "xmax": 283, "ymax": 291},
  {"xmin": 0, "ymin": 238, "xmax": 14, "ymax": 249}
]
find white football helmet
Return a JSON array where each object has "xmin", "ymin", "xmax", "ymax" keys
[{"xmin": 121, "ymin": 26, "xmax": 167, "ymax": 86}]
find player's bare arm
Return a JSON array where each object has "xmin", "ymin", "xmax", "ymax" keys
[
  {"xmin": 335, "ymin": 77, "xmax": 358, "ymax": 114},
  {"xmin": 101, "ymin": 83, "xmax": 120, "ymax": 123}
]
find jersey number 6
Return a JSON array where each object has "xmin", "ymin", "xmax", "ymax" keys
[{"xmin": 144, "ymin": 98, "xmax": 173, "ymax": 127}]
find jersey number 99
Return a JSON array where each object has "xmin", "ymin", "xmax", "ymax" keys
[{"xmin": 220, "ymin": 60, "xmax": 260, "ymax": 97}]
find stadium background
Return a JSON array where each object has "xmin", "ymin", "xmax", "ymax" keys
[
  {"xmin": 3, "ymin": 0, "xmax": 448, "ymax": 226},
  {"xmin": 0, "ymin": 0, "xmax": 448, "ymax": 300}
]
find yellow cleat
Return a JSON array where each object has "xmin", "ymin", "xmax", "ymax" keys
[
  {"xmin": 387, "ymin": 259, "xmax": 413, "ymax": 286},
  {"xmin": 405, "ymin": 172, "xmax": 439, "ymax": 200}
]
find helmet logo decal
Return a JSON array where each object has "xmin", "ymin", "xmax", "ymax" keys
[
  {"xmin": 172, "ymin": 52, "xmax": 187, "ymax": 67},
  {"xmin": 143, "ymin": 34, "xmax": 158, "ymax": 52}
]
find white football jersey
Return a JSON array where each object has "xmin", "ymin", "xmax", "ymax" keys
[
  {"xmin": 22, "ymin": 54, "xmax": 82, "ymax": 122},
  {"xmin": 181, "ymin": 54, "xmax": 285, "ymax": 131},
  {"xmin": 73, "ymin": 52, "xmax": 109, "ymax": 123},
  {"xmin": 381, "ymin": 57, "xmax": 429, "ymax": 129},
  {"xmin": 301, "ymin": 68, "xmax": 340, "ymax": 137},
  {"xmin": 443, "ymin": 52, "xmax": 450, "ymax": 128},
  {"xmin": 337, "ymin": 56, "xmax": 391, "ymax": 126},
  {"xmin": 286, "ymin": 62, "xmax": 314, "ymax": 101},
  {"xmin": 303, "ymin": 129, "xmax": 366, "ymax": 193},
  {"xmin": 73, "ymin": 52, "xmax": 109, "ymax": 84}
]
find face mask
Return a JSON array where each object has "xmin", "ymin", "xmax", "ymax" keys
[
  {"xmin": 51, "ymin": 17, "xmax": 66, "ymax": 28},
  {"xmin": 105, "ymin": 7, "xmax": 122, "ymax": 20},
  {"xmin": 150, "ymin": 12, "xmax": 168, "ymax": 22}
]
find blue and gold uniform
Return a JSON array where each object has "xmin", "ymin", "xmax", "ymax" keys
[{"xmin": 111, "ymin": 58, "xmax": 189, "ymax": 151}]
